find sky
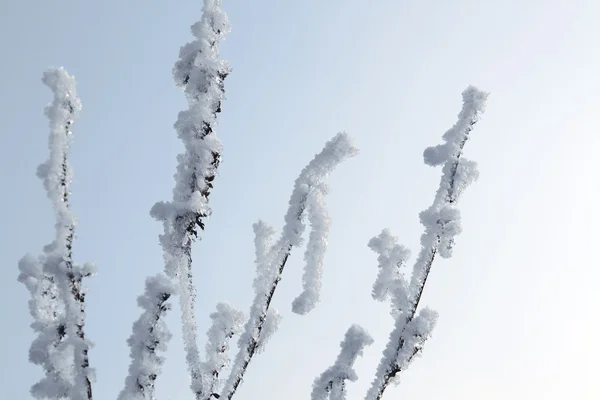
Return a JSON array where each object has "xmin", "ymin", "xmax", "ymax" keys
[{"xmin": 1, "ymin": 0, "xmax": 599, "ymax": 399}]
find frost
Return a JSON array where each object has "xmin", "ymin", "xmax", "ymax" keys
[
  {"xmin": 395, "ymin": 308, "xmax": 438, "ymax": 369},
  {"xmin": 451, "ymin": 158, "xmax": 479, "ymax": 200},
  {"xmin": 312, "ymin": 325, "xmax": 374, "ymax": 400},
  {"xmin": 366, "ymin": 86, "xmax": 488, "ymax": 400},
  {"xmin": 221, "ymin": 132, "xmax": 358, "ymax": 400},
  {"xmin": 78, "ymin": 262, "xmax": 97, "ymax": 277},
  {"xmin": 118, "ymin": 275, "xmax": 175, "ymax": 400},
  {"xmin": 18, "ymin": 253, "xmax": 71, "ymax": 399},
  {"xmin": 256, "ymin": 308, "xmax": 281, "ymax": 353},
  {"xmin": 367, "ymin": 229, "xmax": 411, "ymax": 312},
  {"xmin": 292, "ymin": 184, "xmax": 331, "ymax": 315},
  {"xmin": 409, "ymin": 87, "xmax": 488, "ymax": 300},
  {"xmin": 423, "ymin": 85, "xmax": 488, "ymax": 169},
  {"xmin": 37, "ymin": 67, "xmax": 81, "ymax": 240},
  {"xmin": 288, "ymin": 133, "xmax": 357, "ymax": 314},
  {"xmin": 422, "ymin": 144, "xmax": 450, "ymax": 167},
  {"xmin": 282, "ymin": 132, "xmax": 358, "ymax": 249},
  {"xmin": 17, "ymin": 67, "xmax": 95, "ymax": 400},
  {"xmin": 147, "ymin": 1, "xmax": 232, "ymax": 397},
  {"xmin": 251, "ymin": 220, "xmax": 277, "ymax": 298},
  {"xmin": 201, "ymin": 303, "xmax": 244, "ymax": 399}
]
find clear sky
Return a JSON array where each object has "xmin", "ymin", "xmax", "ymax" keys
[{"xmin": 1, "ymin": 0, "xmax": 599, "ymax": 399}]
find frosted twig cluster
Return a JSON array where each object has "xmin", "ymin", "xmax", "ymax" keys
[
  {"xmin": 221, "ymin": 133, "xmax": 358, "ymax": 400},
  {"xmin": 123, "ymin": 1, "xmax": 230, "ymax": 399},
  {"xmin": 19, "ymin": 2, "xmax": 488, "ymax": 399},
  {"xmin": 362, "ymin": 86, "xmax": 489, "ymax": 400}
]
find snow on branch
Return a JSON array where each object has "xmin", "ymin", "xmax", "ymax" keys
[
  {"xmin": 368, "ymin": 229, "xmax": 411, "ymax": 314},
  {"xmin": 394, "ymin": 308, "xmax": 438, "ymax": 370},
  {"xmin": 18, "ymin": 67, "xmax": 96, "ymax": 400},
  {"xmin": 220, "ymin": 132, "xmax": 358, "ymax": 400},
  {"xmin": 365, "ymin": 86, "xmax": 488, "ymax": 400},
  {"xmin": 200, "ymin": 303, "xmax": 244, "ymax": 400},
  {"xmin": 146, "ymin": 1, "xmax": 231, "ymax": 398},
  {"xmin": 44, "ymin": 255, "xmax": 95, "ymax": 400},
  {"xmin": 410, "ymin": 86, "xmax": 488, "ymax": 313},
  {"xmin": 118, "ymin": 275, "xmax": 175, "ymax": 400},
  {"xmin": 250, "ymin": 220, "xmax": 277, "ymax": 307},
  {"xmin": 41, "ymin": 67, "xmax": 94, "ymax": 400},
  {"xmin": 288, "ymin": 133, "xmax": 358, "ymax": 314},
  {"xmin": 292, "ymin": 184, "xmax": 331, "ymax": 315},
  {"xmin": 18, "ymin": 254, "xmax": 71, "ymax": 399},
  {"xmin": 255, "ymin": 308, "xmax": 282, "ymax": 354},
  {"xmin": 37, "ymin": 67, "xmax": 81, "ymax": 216},
  {"xmin": 312, "ymin": 325, "xmax": 374, "ymax": 400}
]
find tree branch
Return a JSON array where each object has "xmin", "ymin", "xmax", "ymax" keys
[
  {"xmin": 366, "ymin": 86, "xmax": 489, "ymax": 400},
  {"xmin": 148, "ymin": 1, "xmax": 231, "ymax": 398},
  {"xmin": 221, "ymin": 133, "xmax": 358, "ymax": 400}
]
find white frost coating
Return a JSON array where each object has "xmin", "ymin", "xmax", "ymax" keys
[
  {"xmin": 366, "ymin": 307, "xmax": 439, "ymax": 399},
  {"xmin": 312, "ymin": 324, "xmax": 374, "ymax": 400},
  {"xmin": 366, "ymin": 86, "xmax": 488, "ymax": 400},
  {"xmin": 282, "ymin": 132, "xmax": 358, "ymax": 249},
  {"xmin": 411, "ymin": 86, "xmax": 488, "ymax": 301},
  {"xmin": 173, "ymin": 0, "xmax": 230, "ymax": 94},
  {"xmin": 37, "ymin": 67, "xmax": 81, "ymax": 259},
  {"xmin": 251, "ymin": 220, "xmax": 277, "ymax": 297},
  {"xmin": 423, "ymin": 86, "xmax": 488, "ymax": 167},
  {"xmin": 364, "ymin": 232, "xmax": 416, "ymax": 400},
  {"xmin": 148, "ymin": 1, "xmax": 231, "ymax": 397},
  {"xmin": 118, "ymin": 275, "xmax": 175, "ymax": 400},
  {"xmin": 19, "ymin": 67, "xmax": 94, "ymax": 400},
  {"xmin": 395, "ymin": 308, "xmax": 438, "ymax": 368},
  {"xmin": 256, "ymin": 308, "xmax": 281, "ymax": 353},
  {"xmin": 367, "ymin": 229, "xmax": 411, "ymax": 311},
  {"xmin": 201, "ymin": 303, "xmax": 244, "ymax": 400},
  {"xmin": 51, "ymin": 257, "xmax": 94, "ymax": 400},
  {"xmin": 288, "ymin": 133, "xmax": 357, "ymax": 314},
  {"xmin": 38, "ymin": 68, "xmax": 81, "ymax": 188},
  {"xmin": 168, "ymin": 0, "xmax": 230, "ymax": 212},
  {"xmin": 42, "ymin": 68, "xmax": 92, "ymax": 400},
  {"xmin": 418, "ymin": 205, "xmax": 462, "ymax": 259},
  {"xmin": 18, "ymin": 254, "xmax": 58, "ymax": 329},
  {"xmin": 18, "ymin": 254, "xmax": 72, "ymax": 399},
  {"xmin": 292, "ymin": 184, "xmax": 331, "ymax": 314},
  {"xmin": 221, "ymin": 132, "xmax": 358, "ymax": 400},
  {"xmin": 451, "ymin": 158, "xmax": 479, "ymax": 201}
]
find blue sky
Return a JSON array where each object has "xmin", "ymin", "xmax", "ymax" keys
[{"xmin": 1, "ymin": 0, "xmax": 599, "ymax": 399}]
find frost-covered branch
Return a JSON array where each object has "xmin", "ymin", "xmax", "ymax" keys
[
  {"xmin": 18, "ymin": 254, "xmax": 70, "ymax": 399},
  {"xmin": 312, "ymin": 325, "xmax": 374, "ymax": 400},
  {"xmin": 18, "ymin": 67, "xmax": 95, "ymax": 400},
  {"xmin": 220, "ymin": 132, "xmax": 358, "ymax": 400},
  {"xmin": 292, "ymin": 185, "xmax": 331, "ymax": 315},
  {"xmin": 366, "ymin": 86, "xmax": 489, "ymax": 400},
  {"xmin": 118, "ymin": 275, "xmax": 175, "ymax": 400},
  {"xmin": 200, "ymin": 303, "xmax": 244, "ymax": 400},
  {"xmin": 368, "ymin": 229, "xmax": 411, "ymax": 313},
  {"xmin": 146, "ymin": 1, "xmax": 231, "ymax": 398}
]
